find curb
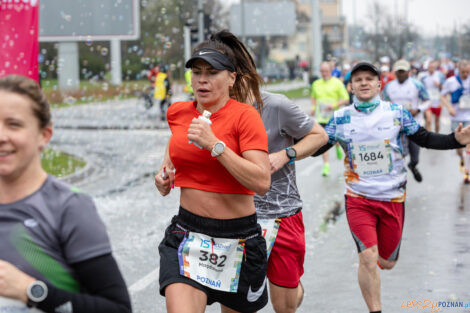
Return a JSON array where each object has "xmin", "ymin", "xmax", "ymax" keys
[
  {"xmin": 53, "ymin": 124, "xmax": 168, "ymax": 130},
  {"xmin": 58, "ymin": 154, "xmax": 96, "ymax": 185}
]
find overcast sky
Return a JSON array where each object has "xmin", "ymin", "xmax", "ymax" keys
[
  {"xmin": 225, "ymin": 0, "xmax": 470, "ymax": 36},
  {"xmin": 341, "ymin": 0, "xmax": 470, "ymax": 36}
]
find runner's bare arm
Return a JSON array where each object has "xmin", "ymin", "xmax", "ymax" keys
[
  {"xmin": 155, "ymin": 138, "xmax": 175, "ymax": 196},
  {"xmin": 293, "ymin": 122, "xmax": 328, "ymax": 160},
  {"xmin": 418, "ymin": 99, "xmax": 431, "ymax": 112},
  {"xmin": 187, "ymin": 118, "xmax": 270, "ymax": 195},
  {"xmin": 0, "ymin": 260, "xmax": 34, "ymax": 303},
  {"xmin": 268, "ymin": 122, "xmax": 328, "ymax": 174},
  {"xmin": 310, "ymin": 98, "xmax": 317, "ymax": 116},
  {"xmin": 217, "ymin": 149, "xmax": 271, "ymax": 195},
  {"xmin": 440, "ymin": 94, "xmax": 456, "ymax": 116},
  {"xmin": 454, "ymin": 123, "xmax": 470, "ymax": 145},
  {"xmin": 313, "ymin": 119, "xmax": 336, "ymax": 157},
  {"xmin": 160, "ymin": 138, "xmax": 174, "ymax": 172},
  {"xmin": 0, "ymin": 255, "xmax": 131, "ymax": 313}
]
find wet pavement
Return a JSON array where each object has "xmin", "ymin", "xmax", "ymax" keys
[{"xmin": 51, "ymin": 95, "xmax": 470, "ymax": 313}]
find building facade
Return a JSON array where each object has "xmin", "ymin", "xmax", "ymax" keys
[{"xmin": 269, "ymin": 0, "xmax": 348, "ymax": 66}]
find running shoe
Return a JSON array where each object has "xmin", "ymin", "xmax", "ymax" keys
[
  {"xmin": 460, "ymin": 159, "xmax": 465, "ymax": 173},
  {"xmin": 336, "ymin": 145, "xmax": 343, "ymax": 160},
  {"xmin": 408, "ymin": 164, "xmax": 422, "ymax": 182},
  {"xmin": 322, "ymin": 163, "xmax": 330, "ymax": 176}
]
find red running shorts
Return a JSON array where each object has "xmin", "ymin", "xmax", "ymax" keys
[
  {"xmin": 345, "ymin": 195, "xmax": 404, "ymax": 261},
  {"xmin": 267, "ymin": 210, "xmax": 305, "ymax": 288},
  {"xmin": 429, "ymin": 107, "xmax": 442, "ymax": 116}
]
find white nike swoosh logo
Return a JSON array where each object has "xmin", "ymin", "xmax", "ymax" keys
[
  {"xmin": 55, "ymin": 301, "xmax": 73, "ymax": 313},
  {"xmin": 199, "ymin": 51, "xmax": 212, "ymax": 55},
  {"xmin": 246, "ymin": 277, "xmax": 267, "ymax": 302},
  {"xmin": 24, "ymin": 219, "xmax": 38, "ymax": 228}
]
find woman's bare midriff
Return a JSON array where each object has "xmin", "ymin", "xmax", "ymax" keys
[{"xmin": 180, "ymin": 188, "xmax": 256, "ymax": 219}]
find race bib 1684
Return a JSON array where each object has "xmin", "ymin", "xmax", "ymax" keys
[{"xmin": 349, "ymin": 140, "xmax": 392, "ymax": 177}]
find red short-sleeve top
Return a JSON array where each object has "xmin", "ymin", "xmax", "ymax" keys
[{"xmin": 167, "ymin": 98, "xmax": 268, "ymax": 194}]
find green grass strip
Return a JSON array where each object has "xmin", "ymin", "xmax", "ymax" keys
[
  {"xmin": 271, "ymin": 87, "xmax": 311, "ymax": 99},
  {"xmin": 41, "ymin": 149, "xmax": 86, "ymax": 177}
]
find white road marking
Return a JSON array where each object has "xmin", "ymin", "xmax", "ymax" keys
[{"xmin": 129, "ymin": 267, "xmax": 160, "ymax": 294}]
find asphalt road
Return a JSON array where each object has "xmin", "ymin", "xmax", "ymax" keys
[{"xmin": 51, "ymin": 96, "xmax": 470, "ymax": 313}]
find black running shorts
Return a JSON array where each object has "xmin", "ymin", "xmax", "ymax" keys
[{"xmin": 159, "ymin": 206, "xmax": 268, "ymax": 312}]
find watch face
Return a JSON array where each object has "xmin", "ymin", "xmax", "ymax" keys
[
  {"xmin": 31, "ymin": 284, "xmax": 45, "ymax": 299},
  {"xmin": 287, "ymin": 148, "xmax": 296, "ymax": 158},
  {"xmin": 215, "ymin": 142, "xmax": 224, "ymax": 153}
]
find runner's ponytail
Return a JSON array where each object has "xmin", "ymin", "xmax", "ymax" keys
[{"xmin": 194, "ymin": 30, "xmax": 264, "ymax": 113}]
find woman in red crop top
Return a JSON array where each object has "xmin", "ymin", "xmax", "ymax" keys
[{"xmin": 155, "ymin": 31, "xmax": 271, "ymax": 313}]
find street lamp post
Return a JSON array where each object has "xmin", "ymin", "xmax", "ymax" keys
[
  {"xmin": 198, "ymin": 0, "xmax": 204, "ymax": 43},
  {"xmin": 184, "ymin": 22, "xmax": 192, "ymax": 62},
  {"xmin": 240, "ymin": 0, "xmax": 246, "ymax": 43},
  {"xmin": 311, "ymin": 0, "xmax": 322, "ymax": 76}
]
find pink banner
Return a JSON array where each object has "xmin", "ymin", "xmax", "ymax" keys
[{"xmin": 0, "ymin": 0, "xmax": 39, "ymax": 82}]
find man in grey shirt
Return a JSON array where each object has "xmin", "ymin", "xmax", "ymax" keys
[{"xmin": 255, "ymin": 91, "xmax": 327, "ymax": 313}]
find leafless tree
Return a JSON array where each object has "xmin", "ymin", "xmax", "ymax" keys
[{"xmin": 362, "ymin": 0, "xmax": 419, "ymax": 62}]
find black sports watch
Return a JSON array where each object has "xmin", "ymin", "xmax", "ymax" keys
[
  {"xmin": 285, "ymin": 147, "xmax": 297, "ymax": 164},
  {"xmin": 26, "ymin": 280, "xmax": 48, "ymax": 308}
]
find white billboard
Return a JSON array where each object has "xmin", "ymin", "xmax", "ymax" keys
[
  {"xmin": 230, "ymin": 2, "xmax": 296, "ymax": 37},
  {"xmin": 39, "ymin": 0, "xmax": 140, "ymax": 42}
]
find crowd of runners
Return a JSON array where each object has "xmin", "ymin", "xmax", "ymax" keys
[{"xmin": 1, "ymin": 29, "xmax": 470, "ymax": 313}]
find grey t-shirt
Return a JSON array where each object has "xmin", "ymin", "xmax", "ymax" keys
[
  {"xmin": 254, "ymin": 91, "xmax": 314, "ymax": 219},
  {"xmin": 0, "ymin": 176, "xmax": 111, "ymax": 292}
]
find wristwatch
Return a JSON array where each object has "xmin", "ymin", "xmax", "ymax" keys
[
  {"xmin": 211, "ymin": 141, "xmax": 226, "ymax": 157},
  {"xmin": 285, "ymin": 147, "xmax": 297, "ymax": 164},
  {"xmin": 26, "ymin": 280, "xmax": 48, "ymax": 308}
]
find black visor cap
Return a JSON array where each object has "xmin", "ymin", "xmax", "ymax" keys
[
  {"xmin": 185, "ymin": 48, "xmax": 236, "ymax": 72},
  {"xmin": 351, "ymin": 62, "xmax": 380, "ymax": 79}
]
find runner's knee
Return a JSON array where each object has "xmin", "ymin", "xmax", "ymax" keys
[
  {"xmin": 378, "ymin": 257, "xmax": 396, "ymax": 270},
  {"xmin": 359, "ymin": 246, "xmax": 378, "ymax": 268},
  {"xmin": 269, "ymin": 282, "xmax": 302, "ymax": 313},
  {"xmin": 165, "ymin": 283, "xmax": 207, "ymax": 313},
  {"xmin": 271, "ymin": 294, "xmax": 298, "ymax": 313}
]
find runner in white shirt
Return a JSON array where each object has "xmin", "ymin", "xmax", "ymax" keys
[
  {"xmin": 421, "ymin": 60, "xmax": 445, "ymax": 132},
  {"xmin": 314, "ymin": 62, "xmax": 470, "ymax": 313},
  {"xmin": 441, "ymin": 60, "xmax": 470, "ymax": 183},
  {"xmin": 383, "ymin": 59, "xmax": 431, "ymax": 182}
]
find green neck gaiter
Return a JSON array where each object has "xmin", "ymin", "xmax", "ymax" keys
[{"xmin": 354, "ymin": 96, "xmax": 381, "ymax": 113}]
